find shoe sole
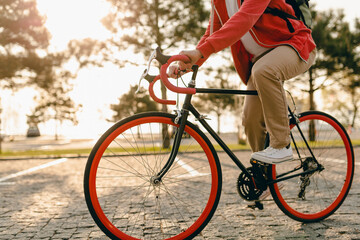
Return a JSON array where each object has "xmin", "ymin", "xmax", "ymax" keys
[{"xmin": 251, "ymin": 156, "xmax": 294, "ymax": 165}]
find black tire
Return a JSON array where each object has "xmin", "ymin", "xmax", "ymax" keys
[
  {"xmin": 84, "ymin": 112, "xmax": 222, "ymax": 239},
  {"xmin": 269, "ymin": 111, "xmax": 354, "ymax": 222}
]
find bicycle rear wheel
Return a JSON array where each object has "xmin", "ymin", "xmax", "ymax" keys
[
  {"xmin": 269, "ymin": 111, "xmax": 354, "ymax": 222},
  {"xmin": 84, "ymin": 112, "xmax": 222, "ymax": 239}
]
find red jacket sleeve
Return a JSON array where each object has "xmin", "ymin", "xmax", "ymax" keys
[
  {"xmin": 195, "ymin": 8, "xmax": 222, "ymax": 66},
  {"xmin": 197, "ymin": 0, "xmax": 271, "ymax": 59}
]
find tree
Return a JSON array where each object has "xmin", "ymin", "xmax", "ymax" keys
[
  {"xmin": 335, "ymin": 18, "xmax": 360, "ymax": 129},
  {"xmin": 287, "ymin": 10, "xmax": 349, "ymax": 110},
  {"xmin": 27, "ymin": 71, "xmax": 80, "ymax": 140},
  {"xmin": 100, "ymin": 0, "xmax": 209, "ymax": 148},
  {"xmin": 321, "ymin": 17, "xmax": 360, "ymax": 128},
  {"xmin": 101, "ymin": 0, "xmax": 208, "ymax": 58},
  {"xmin": 284, "ymin": 10, "xmax": 357, "ymax": 140},
  {"xmin": 110, "ymin": 85, "xmax": 158, "ymax": 122},
  {"xmin": 0, "ymin": 0, "xmax": 51, "ymax": 89},
  {"xmin": 322, "ymin": 81, "xmax": 360, "ymax": 129},
  {"xmin": 110, "ymin": 85, "xmax": 158, "ymax": 140},
  {"xmin": 0, "ymin": 0, "xmax": 83, "ymax": 141},
  {"xmin": 102, "ymin": 0, "xmax": 208, "ymax": 109}
]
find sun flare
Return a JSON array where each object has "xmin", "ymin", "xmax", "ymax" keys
[{"xmin": 36, "ymin": 0, "xmax": 111, "ymax": 50}]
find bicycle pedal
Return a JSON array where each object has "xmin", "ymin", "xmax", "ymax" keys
[
  {"xmin": 247, "ymin": 200, "xmax": 264, "ymax": 210},
  {"xmin": 250, "ymin": 158, "xmax": 270, "ymax": 166}
]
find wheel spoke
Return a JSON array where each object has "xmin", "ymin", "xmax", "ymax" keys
[
  {"xmin": 270, "ymin": 112, "xmax": 354, "ymax": 222},
  {"xmin": 84, "ymin": 113, "xmax": 221, "ymax": 239}
]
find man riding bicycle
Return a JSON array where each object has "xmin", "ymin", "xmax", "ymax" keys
[{"xmin": 169, "ymin": 0, "xmax": 316, "ymax": 164}]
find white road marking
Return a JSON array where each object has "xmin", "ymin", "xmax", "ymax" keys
[
  {"xmin": 175, "ymin": 158, "xmax": 209, "ymax": 178},
  {"xmin": 0, "ymin": 158, "xmax": 68, "ymax": 183},
  {"xmin": 318, "ymin": 157, "xmax": 359, "ymax": 166},
  {"xmin": 0, "ymin": 182, "xmax": 15, "ymax": 185}
]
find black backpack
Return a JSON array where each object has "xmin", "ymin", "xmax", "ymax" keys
[{"xmin": 241, "ymin": 0, "xmax": 312, "ymax": 32}]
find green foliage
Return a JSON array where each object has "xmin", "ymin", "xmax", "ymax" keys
[
  {"xmin": 97, "ymin": 1, "xmax": 209, "ymax": 147},
  {"xmin": 319, "ymin": 15, "xmax": 360, "ymax": 127},
  {"xmin": 110, "ymin": 85, "xmax": 158, "ymax": 122},
  {"xmin": 28, "ymin": 84, "xmax": 79, "ymax": 125},
  {"xmin": 312, "ymin": 10, "xmax": 359, "ymax": 76},
  {"xmin": 67, "ymin": 0, "xmax": 209, "ymax": 69},
  {"xmin": 27, "ymin": 78, "xmax": 80, "ymax": 129},
  {"xmin": 0, "ymin": 0, "xmax": 82, "ymax": 141},
  {"xmin": 288, "ymin": 9, "xmax": 360, "ymax": 117},
  {"xmin": 0, "ymin": 0, "xmax": 51, "ymax": 89},
  {"xmin": 67, "ymin": 38, "xmax": 107, "ymax": 68},
  {"xmin": 102, "ymin": 0, "xmax": 209, "ymax": 58}
]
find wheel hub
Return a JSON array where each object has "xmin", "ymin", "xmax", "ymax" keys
[{"xmin": 150, "ymin": 176, "xmax": 161, "ymax": 186}]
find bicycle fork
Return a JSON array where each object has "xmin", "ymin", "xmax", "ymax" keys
[{"xmin": 152, "ymin": 67, "xmax": 198, "ymax": 183}]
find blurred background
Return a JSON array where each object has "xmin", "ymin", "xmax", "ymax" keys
[{"xmin": 0, "ymin": 0, "xmax": 359, "ymax": 155}]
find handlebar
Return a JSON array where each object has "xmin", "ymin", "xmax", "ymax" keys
[
  {"xmin": 159, "ymin": 55, "xmax": 196, "ymax": 95},
  {"xmin": 148, "ymin": 75, "xmax": 176, "ymax": 105},
  {"xmin": 138, "ymin": 47, "xmax": 197, "ymax": 105}
]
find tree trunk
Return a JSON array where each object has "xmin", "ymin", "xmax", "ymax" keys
[
  {"xmin": 217, "ymin": 112, "xmax": 221, "ymax": 135},
  {"xmin": 154, "ymin": 0, "xmax": 170, "ymax": 149},
  {"xmin": 308, "ymin": 68, "xmax": 316, "ymax": 111},
  {"xmin": 350, "ymin": 88, "xmax": 358, "ymax": 129},
  {"xmin": 54, "ymin": 106, "xmax": 59, "ymax": 141},
  {"xmin": 351, "ymin": 108, "xmax": 357, "ymax": 129},
  {"xmin": 308, "ymin": 68, "xmax": 316, "ymax": 141},
  {"xmin": 160, "ymin": 82, "xmax": 170, "ymax": 148}
]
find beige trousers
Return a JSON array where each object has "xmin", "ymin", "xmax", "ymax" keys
[{"xmin": 242, "ymin": 45, "xmax": 316, "ymax": 152}]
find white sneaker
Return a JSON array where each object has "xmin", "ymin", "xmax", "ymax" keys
[{"xmin": 251, "ymin": 145, "xmax": 293, "ymax": 164}]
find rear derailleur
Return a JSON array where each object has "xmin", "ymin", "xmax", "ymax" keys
[{"xmin": 298, "ymin": 157, "xmax": 323, "ymax": 200}]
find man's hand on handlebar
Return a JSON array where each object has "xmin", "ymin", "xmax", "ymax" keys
[{"xmin": 168, "ymin": 49, "xmax": 202, "ymax": 78}]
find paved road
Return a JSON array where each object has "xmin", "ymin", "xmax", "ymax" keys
[{"xmin": 0, "ymin": 149, "xmax": 359, "ymax": 239}]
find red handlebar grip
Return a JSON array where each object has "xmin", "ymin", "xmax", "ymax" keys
[
  {"xmin": 149, "ymin": 75, "xmax": 176, "ymax": 105},
  {"xmin": 160, "ymin": 55, "xmax": 196, "ymax": 95}
]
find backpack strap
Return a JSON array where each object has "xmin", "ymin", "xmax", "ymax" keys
[
  {"xmin": 240, "ymin": 0, "xmax": 301, "ymax": 33},
  {"xmin": 286, "ymin": 0, "xmax": 303, "ymax": 21},
  {"xmin": 286, "ymin": 0, "xmax": 312, "ymax": 28},
  {"xmin": 264, "ymin": 7, "xmax": 298, "ymax": 33}
]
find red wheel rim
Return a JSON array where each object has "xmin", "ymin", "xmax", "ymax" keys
[
  {"xmin": 272, "ymin": 114, "xmax": 353, "ymax": 220},
  {"xmin": 88, "ymin": 116, "xmax": 219, "ymax": 239}
]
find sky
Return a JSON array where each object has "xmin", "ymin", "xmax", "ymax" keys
[{"xmin": 1, "ymin": 0, "xmax": 359, "ymax": 139}]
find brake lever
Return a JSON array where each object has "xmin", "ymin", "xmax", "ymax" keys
[{"xmin": 136, "ymin": 49, "xmax": 157, "ymax": 94}]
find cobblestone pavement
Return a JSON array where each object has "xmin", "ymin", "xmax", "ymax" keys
[{"xmin": 0, "ymin": 148, "xmax": 359, "ymax": 240}]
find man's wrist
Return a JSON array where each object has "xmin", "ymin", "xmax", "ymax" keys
[{"xmin": 196, "ymin": 42, "xmax": 215, "ymax": 59}]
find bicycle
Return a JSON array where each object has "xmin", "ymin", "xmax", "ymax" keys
[{"xmin": 84, "ymin": 47, "xmax": 355, "ymax": 240}]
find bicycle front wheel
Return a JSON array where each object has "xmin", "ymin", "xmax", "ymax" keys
[
  {"xmin": 269, "ymin": 111, "xmax": 354, "ymax": 222},
  {"xmin": 84, "ymin": 112, "xmax": 222, "ymax": 239}
]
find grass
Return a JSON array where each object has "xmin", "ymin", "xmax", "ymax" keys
[
  {"xmin": 0, "ymin": 143, "xmax": 252, "ymax": 159},
  {"xmin": 1, "ymin": 139, "xmax": 359, "ymax": 159},
  {"xmin": 0, "ymin": 148, "xmax": 92, "ymax": 158}
]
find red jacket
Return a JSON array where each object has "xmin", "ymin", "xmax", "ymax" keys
[{"xmin": 196, "ymin": 0, "xmax": 316, "ymax": 84}]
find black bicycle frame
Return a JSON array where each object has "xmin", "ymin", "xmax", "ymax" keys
[
  {"xmin": 155, "ymin": 85, "xmax": 260, "ymax": 181},
  {"xmin": 155, "ymin": 70, "xmax": 322, "ymax": 185}
]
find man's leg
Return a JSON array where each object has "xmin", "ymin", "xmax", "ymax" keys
[
  {"xmin": 249, "ymin": 46, "xmax": 316, "ymax": 163},
  {"xmin": 242, "ymin": 76, "xmax": 267, "ymax": 152}
]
